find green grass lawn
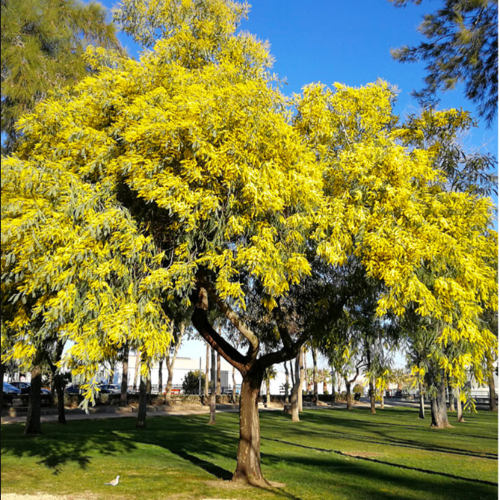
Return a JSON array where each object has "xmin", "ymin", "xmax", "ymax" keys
[{"xmin": 1, "ymin": 406, "xmax": 498, "ymax": 500}]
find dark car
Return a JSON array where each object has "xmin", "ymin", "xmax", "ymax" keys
[
  {"xmin": 3, "ymin": 382, "xmax": 21, "ymax": 406},
  {"xmin": 97, "ymin": 384, "xmax": 121, "ymax": 394},
  {"xmin": 8, "ymin": 381, "xmax": 31, "ymax": 394},
  {"xmin": 65, "ymin": 384, "xmax": 82, "ymax": 395},
  {"xmin": 9, "ymin": 382, "xmax": 51, "ymax": 405}
]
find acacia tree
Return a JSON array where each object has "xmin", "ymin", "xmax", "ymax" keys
[
  {"xmin": 2, "ymin": 0, "xmax": 497, "ymax": 484},
  {"xmin": 390, "ymin": 0, "xmax": 498, "ymax": 125},
  {"xmin": 1, "ymin": 0, "xmax": 120, "ymax": 152}
]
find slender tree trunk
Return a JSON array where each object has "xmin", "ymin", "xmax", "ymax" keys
[
  {"xmin": 284, "ymin": 363, "xmax": 290, "ymax": 403},
  {"xmin": 232, "ymin": 366, "xmax": 236, "ymax": 404},
  {"xmin": 331, "ymin": 368, "xmax": 336, "ymax": 406},
  {"xmin": 369, "ymin": 379, "xmax": 376, "ymax": 414},
  {"xmin": 303, "ymin": 348, "xmax": 308, "ymax": 391},
  {"xmin": 146, "ymin": 367, "xmax": 152, "ymax": 396},
  {"xmin": 346, "ymin": 379, "xmax": 352, "ymax": 410},
  {"xmin": 25, "ymin": 364, "xmax": 43, "ymax": 435},
  {"xmin": 209, "ymin": 348, "xmax": 216, "ymax": 424},
  {"xmin": 291, "ymin": 352, "xmax": 301, "ymax": 422},
  {"xmin": 266, "ymin": 378, "xmax": 271, "ymax": 405},
  {"xmin": 108, "ymin": 361, "xmax": 115, "ymax": 384},
  {"xmin": 312, "ymin": 348, "xmax": 318, "ymax": 403},
  {"xmin": 120, "ymin": 344, "xmax": 129, "ymax": 407},
  {"xmin": 418, "ymin": 381, "xmax": 425, "ymax": 419},
  {"xmin": 133, "ymin": 350, "xmax": 140, "ymax": 390},
  {"xmin": 488, "ymin": 372, "xmax": 497, "ymax": 412},
  {"xmin": 448, "ymin": 383, "xmax": 455, "ymax": 411},
  {"xmin": 49, "ymin": 372, "xmax": 56, "ymax": 407},
  {"xmin": 46, "ymin": 341, "xmax": 66, "ymax": 424},
  {"xmin": 429, "ymin": 371, "xmax": 451, "ymax": 428},
  {"xmin": 232, "ymin": 369, "xmax": 268, "ymax": 486},
  {"xmin": 455, "ymin": 387, "xmax": 465, "ymax": 424},
  {"xmin": 298, "ymin": 346, "xmax": 305, "ymax": 412},
  {"xmin": 136, "ymin": 375, "xmax": 147, "ymax": 429},
  {"xmin": 205, "ymin": 343, "xmax": 210, "ymax": 400},
  {"xmin": 158, "ymin": 358, "xmax": 163, "ymax": 396},
  {"xmin": 380, "ymin": 392, "xmax": 384, "ymax": 409},
  {"xmin": 217, "ymin": 352, "xmax": 221, "ymax": 395}
]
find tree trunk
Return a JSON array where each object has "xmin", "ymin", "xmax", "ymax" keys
[
  {"xmin": 291, "ymin": 352, "xmax": 301, "ymax": 422},
  {"xmin": 284, "ymin": 363, "xmax": 289, "ymax": 403},
  {"xmin": 217, "ymin": 352, "xmax": 221, "ymax": 395},
  {"xmin": 266, "ymin": 378, "xmax": 271, "ymax": 406},
  {"xmin": 418, "ymin": 381, "xmax": 425, "ymax": 419},
  {"xmin": 146, "ymin": 368, "xmax": 151, "ymax": 396},
  {"xmin": 209, "ymin": 348, "xmax": 216, "ymax": 425},
  {"xmin": 380, "ymin": 392, "xmax": 384, "ymax": 410},
  {"xmin": 205, "ymin": 343, "xmax": 210, "ymax": 400},
  {"xmin": 312, "ymin": 348, "xmax": 318, "ymax": 403},
  {"xmin": 158, "ymin": 358, "xmax": 163, "ymax": 396},
  {"xmin": 136, "ymin": 375, "xmax": 147, "ymax": 429},
  {"xmin": 331, "ymin": 369, "xmax": 335, "ymax": 406},
  {"xmin": 298, "ymin": 346, "xmax": 305, "ymax": 412},
  {"xmin": 488, "ymin": 372, "xmax": 497, "ymax": 412},
  {"xmin": 303, "ymin": 348, "xmax": 308, "ymax": 391},
  {"xmin": 108, "ymin": 361, "xmax": 115, "ymax": 384},
  {"xmin": 54, "ymin": 371, "xmax": 66, "ymax": 425},
  {"xmin": 25, "ymin": 364, "xmax": 43, "ymax": 435},
  {"xmin": 232, "ymin": 370, "xmax": 268, "ymax": 486},
  {"xmin": 133, "ymin": 350, "xmax": 140, "ymax": 391},
  {"xmin": 369, "ymin": 379, "xmax": 376, "ymax": 414},
  {"xmin": 120, "ymin": 345, "xmax": 129, "ymax": 407},
  {"xmin": 448, "ymin": 383, "xmax": 455, "ymax": 411},
  {"xmin": 49, "ymin": 372, "xmax": 56, "ymax": 407},
  {"xmin": 430, "ymin": 371, "xmax": 451, "ymax": 428},
  {"xmin": 232, "ymin": 365, "xmax": 236, "ymax": 404},
  {"xmin": 346, "ymin": 380, "xmax": 352, "ymax": 410},
  {"xmin": 456, "ymin": 386, "xmax": 465, "ymax": 422},
  {"xmin": 165, "ymin": 359, "xmax": 174, "ymax": 406}
]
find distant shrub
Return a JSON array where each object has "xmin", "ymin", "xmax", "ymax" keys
[{"xmin": 353, "ymin": 384, "xmax": 364, "ymax": 394}]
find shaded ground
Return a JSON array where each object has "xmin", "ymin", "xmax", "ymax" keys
[{"xmin": 1, "ymin": 407, "xmax": 497, "ymax": 500}]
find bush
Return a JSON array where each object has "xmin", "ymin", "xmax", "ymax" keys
[
  {"xmin": 182, "ymin": 370, "xmax": 205, "ymax": 394},
  {"xmin": 353, "ymin": 384, "xmax": 363, "ymax": 394}
]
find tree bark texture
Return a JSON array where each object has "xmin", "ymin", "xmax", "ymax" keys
[
  {"xmin": 284, "ymin": 363, "xmax": 290, "ymax": 403},
  {"xmin": 136, "ymin": 375, "xmax": 147, "ymax": 429},
  {"xmin": 429, "ymin": 371, "xmax": 451, "ymax": 428},
  {"xmin": 209, "ymin": 348, "xmax": 216, "ymax": 425},
  {"xmin": 291, "ymin": 352, "xmax": 301, "ymax": 422},
  {"xmin": 266, "ymin": 378, "xmax": 271, "ymax": 406},
  {"xmin": 120, "ymin": 344, "xmax": 129, "ymax": 407},
  {"xmin": 456, "ymin": 386, "xmax": 465, "ymax": 422},
  {"xmin": 165, "ymin": 357, "xmax": 174, "ymax": 405},
  {"xmin": 488, "ymin": 372, "xmax": 498, "ymax": 412},
  {"xmin": 448, "ymin": 383, "xmax": 455, "ymax": 411},
  {"xmin": 380, "ymin": 392, "xmax": 384, "ymax": 409},
  {"xmin": 369, "ymin": 380, "xmax": 376, "ymax": 414},
  {"xmin": 232, "ymin": 370, "xmax": 268, "ymax": 486},
  {"xmin": 232, "ymin": 366, "xmax": 236, "ymax": 404},
  {"xmin": 46, "ymin": 341, "xmax": 66, "ymax": 424},
  {"xmin": 346, "ymin": 380, "xmax": 352, "ymax": 410},
  {"xmin": 25, "ymin": 364, "xmax": 43, "ymax": 435}
]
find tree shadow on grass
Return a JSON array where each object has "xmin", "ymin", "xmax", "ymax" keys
[{"xmin": 0, "ymin": 422, "xmax": 137, "ymax": 475}]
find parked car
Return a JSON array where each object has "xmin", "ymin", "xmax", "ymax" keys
[
  {"xmin": 3, "ymin": 382, "xmax": 21, "ymax": 406},
  {"xmin": 97, "ymin": 384, "xmax": 121, "ymax": 394},
  {"xmin": 65, "ymin": 384, "xmax": 82, "ymax": 395},
  {"xmin": 8, "ymin": 382, "xmax": 51, "ymax": 405}
]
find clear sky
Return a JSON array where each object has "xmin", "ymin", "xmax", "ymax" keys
[{"xmin": 97, "ymin": 0, "xmax": 497, "ymax": 369}]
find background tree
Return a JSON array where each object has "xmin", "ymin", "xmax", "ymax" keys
[
  {"xmin": 1, "ymin": 0, "xmax": 120, "ymax": 152},
  {"xmin": 182, "ymin": 370, "xmax": 205, "ymax": 394},
  {"xmin": 390, "ymin": 0, "xmax": 498, "ymax": 124}
]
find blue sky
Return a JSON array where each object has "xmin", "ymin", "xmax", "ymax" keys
[{"xmin": 98, "ymin": 0, "xmax": 497, "ymax": 369}]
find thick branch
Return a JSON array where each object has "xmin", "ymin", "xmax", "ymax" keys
[{"xmin": 191, "ymin": 287, "xmax": 247, "ymax": 373}]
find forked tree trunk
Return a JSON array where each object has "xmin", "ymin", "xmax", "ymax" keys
[
  {"xmin": 291, "ymin": 352, "xmax": 301, "ymax": 422},
  {"xmin": 448, "ymin": 383, "xmax": 455, "ymax": 411},
  {"xmin": 429, "ymin": 371, "xmax": 451, "ymax": 428},
  {"xmin": 136, "ymin": 375, "xmax": 147, "ymax": 429},
  {"xmin": 345, "ymin": 380, "xmax": 352, "ymax": 410},
  {"xmin": 209, "ymin": 348, "xmax": 216, "ymax": 425},
  {"xmin": 488, "ymin": 372, "xmax": 497, "ymax": 412},
  {"xmin": 456, "ymin": 386, "xmax": 465, "ymax": 422},
  {"xmin": 369, "ymin": 380, "xmax": 376, "ymax": 414},
  {"xmin": 418, "ymin": 382, "xmax": 425, "ymax": 419},
  {"xmin": 120, "ymin": 344, "xmax": 129, "ymax": 407},
  {"xmin": 25, "ymin": 364, "xmax": 43, "ymax": 435}
]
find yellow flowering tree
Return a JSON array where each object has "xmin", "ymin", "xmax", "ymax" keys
[{"xmin": 1, "ymin": 0, "xmax": 497, "ymax": 484}]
